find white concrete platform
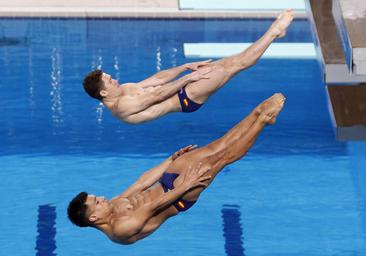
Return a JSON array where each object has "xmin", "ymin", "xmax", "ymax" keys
[{"xmin": 184, "ymin": 43, "xmax": 316, "ymax": 59}]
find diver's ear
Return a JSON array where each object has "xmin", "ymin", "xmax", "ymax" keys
[
  {"xmin": 100, "ymin": 90, "xmax": 108, "ymax": 97},
  {"xmin": 89, "ymin": 215, "xmax": 98, "ymax": 223}
]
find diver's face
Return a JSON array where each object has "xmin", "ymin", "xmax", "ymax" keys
[
  {"xmin": 85, "ymin": 194, "xmax": 112, "ymax": 223},
  {"xmin": 101, "ymin": 73, "xmax": 119, "ymax": 90},
  {"xmin": 99, "ymin": 73, "xmax": 120, "ymax": 99}
]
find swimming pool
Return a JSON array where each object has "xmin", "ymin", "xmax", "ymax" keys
[{"xmin": 1, "ymin": 18, "xmax": 365, "ymax": 256}]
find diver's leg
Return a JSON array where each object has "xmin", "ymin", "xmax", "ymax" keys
[
  {"xmin": 184, "ymin": 10, "xmax": 294, "ymax": 104},
  {"xmin": 168, "ymin": 94, "xmax": 285, "ymax": 201}
]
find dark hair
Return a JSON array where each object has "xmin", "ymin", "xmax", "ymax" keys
[
  {"xmin": 83, "ymin": 69, "xmax": 104, "ymax": 101},
  {"xmin": 67, "ymin": 192, "xmax": 90, "ymax": 227}
]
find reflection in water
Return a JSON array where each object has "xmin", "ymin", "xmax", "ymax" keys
[
  {"xmin": 96, "ymin": 102, "xmax": 104, "ymax": 125},
  {"xmin": 50, "ymin": 47, "xmax": 63, "ymax": 131},
  {"xmin": 92, "ymin": 50, "xmax": 104, "ymax": 126},
  {"xmin": 170, "ymin": 47, "xmax": 178, "ymax": 67},
  {"xmin": 156, "ymin": 46, "xmax": 178, "ymax": 71},
  {"xmin": 222, "ymin": 205, "xmax": 245, "ymax": 256},
  {"xmin": 35, "ymin": 205, "xmax": 57, "ymax": 256},
  {"xmin": 156, "ymin": 46, "xmax": 161, "ymax": 72},
  {"xmin": 114, "ymin": 56, "xmax": 120, "ymax": 81},
  {"xmin": 92, "ymin": 50, "xmax": 103, "ymax": 70},
  {"xmin": 28, "ymin": 46, "xmax": 35, "ymax": 115}
]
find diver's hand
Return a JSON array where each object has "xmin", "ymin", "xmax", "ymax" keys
[
  {"xmin": 181, "ymin": 163, "xmax": 211, "ymax": 191},
  {"xmin": 186, "ymin": 67, "xmax": 212, "ymax": 82},
  {"xmin": 172, "ymin": 144, "xmax": 198, "ymax": 161},
  {"xmin": 184, "ymin": 59, "xmax": 212, "ymax": 71}
]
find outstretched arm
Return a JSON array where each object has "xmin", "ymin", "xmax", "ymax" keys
[
  {"xmin": 119, "ymin": 67, "xmax": 211, "ymax": 117},
  {"xmin": 114, "ymin": 164, "xmax": 211, "ymax": 241},
  {"xmin": 136, "ymin": 60, "xmax": 212, "ymax": 88},
  {"xmin": 115, "ymin": 145, "xmax": 197, "ymax": 199},
  {"xmin": 151, "ymin": 164, "xmax": 211, "ymax": 211},
  {"xmin": 137, "ymin": 66, "xmax": 187, "ymax": 88},
  {"xmin": 113, "ymin": 179, "xmax": 191, "ymax": 243},
  {"xmin": 115, "ymin": 157, "xmax": 171, "ymax": 199}
]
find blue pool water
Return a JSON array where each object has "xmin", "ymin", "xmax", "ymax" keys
[{"xmin": 1, "ymin": 18, "xmax": 366, "ymax": 256}]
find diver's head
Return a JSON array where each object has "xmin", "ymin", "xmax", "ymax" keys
[
  {"xmin": 68, "ymin": 192, "xmax": 112, "ymax": 228},
  {"xmin": 83, "ymin": 70, "xmax": 120, "ymax": 101}
]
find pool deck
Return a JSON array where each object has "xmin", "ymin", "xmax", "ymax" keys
[{"xmin": 0, "ymin": 0, "xmax": 306, "ymax": 18}]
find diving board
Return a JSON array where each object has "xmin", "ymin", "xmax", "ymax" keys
[
  {"xmin": 332, "ymin": 0, "xmax": 366, "ymax": 75},
  {"xmin": 180, "ymin": 0, "xmax": 306, "ymax": 11},
  {"xmin": 184, "ymin": 43, "xmax": 316, "ymax": 59},
  {"xmin": 305, "ymin": 0, "xmax": 366, "ymax": 83}
]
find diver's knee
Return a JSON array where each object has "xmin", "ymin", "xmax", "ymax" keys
[
  {"xmin": 212, "ymin": 63, "xmax": 229, "ymax": 73},
  {"xmin": 214, "ymin": 61, "xmax": 238, "ymax": 78}
]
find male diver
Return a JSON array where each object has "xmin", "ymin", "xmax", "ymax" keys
[
  {"xmin": 82, "ymin": 10, "xmax": 293, "ymax": 124},
  {"xmin": 68, "ymin": 93, "xmax": 285, "ymax": 244}
]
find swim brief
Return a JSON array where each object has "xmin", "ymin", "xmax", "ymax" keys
[
  {"xmin": 178, "ymin": 87, "xmax": 202, "ymax": 113},
  {"xmin": 159, "ymin": 172, "xmax": 196, "ymax": 212}
]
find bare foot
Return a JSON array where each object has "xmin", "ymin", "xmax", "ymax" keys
[
  {"xmin": 260, "ymin": 93, "xmax": 286, "ymax": 125},
  {"xmin": 269, "ymin": 9, "xmax": 294, "ymax": 38},
  {"xmin": 255, "ymin": 93, "xmax": 284, "ymax": 114}
]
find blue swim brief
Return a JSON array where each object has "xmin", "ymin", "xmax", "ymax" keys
[
  {"xmin": 178, "ymin": 87, "xmax": 202, "ymax": 113},
  {"xmin": 159, "ymin": 172, "xmax": 196, "ymax": 212}
]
